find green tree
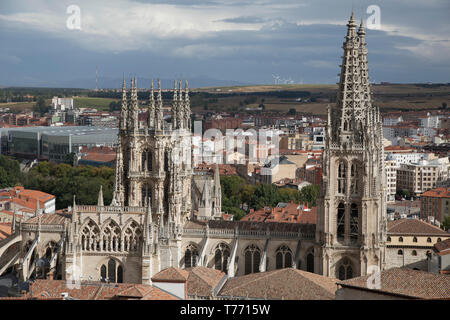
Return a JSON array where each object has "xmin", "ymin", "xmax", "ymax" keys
[
  {"xmin": 441, "ymin": 216, "xmax": 450, "ymax": 231},
  {"xmin": 33, "ymin": 97, "xmax": 50, "ymax": 115}
]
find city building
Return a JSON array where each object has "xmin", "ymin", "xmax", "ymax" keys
[
  {"xmin": 420, "ymin": 187, "xmax": 450, "ymax": 223},
  {"xmin": 385, "ymin": 219, "xmax": 449, "ymax": 270}
]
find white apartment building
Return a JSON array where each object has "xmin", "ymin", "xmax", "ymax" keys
[{"xmin": 396, "ymin": 158, "xmax": 450, "ymax": 196}]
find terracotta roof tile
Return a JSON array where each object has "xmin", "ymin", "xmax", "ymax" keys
[
  {"xmin": 387, "ymin": 219, "xmax": 449, "ymax": 236},
  {"xmin": 151, "ymin": 267, "xmax": 189, "ymax": 282},
  {"xmin": 219, "ymin": 268, "xmax": 338, "ymax": 300},
  {"xmin": 338, "ymin": 268, "xmax": 450, "ymax": 299}
]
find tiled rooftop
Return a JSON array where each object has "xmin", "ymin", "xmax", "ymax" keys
[
  {"xmin": 338, "ymin": 267, "xmax": 450, "ymax": 299},
  {"xmin": 218, "ymin": 268, "xmax": 338, "ymax": 300},
  {"xmin": 387, "ymin": 219, "xmax": 449, "ymax": 236}
]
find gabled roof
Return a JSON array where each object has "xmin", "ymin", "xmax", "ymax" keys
[
  {"xmin": 387, "ymin": 219, "xmax": 449, "ymax": 236},
  {"xmin": 151, "ymin": 267, "xmax": 189, "ymax": 283},
  {"xmin": 218, "ymin": 268, "xmax": 338, "ymax": 300},
  {"xmin": 185, "ymin": 266, "xmax": 226, "ymax": 297},
  {"xmin": 338, "ymin": 268, "xmax": 450, "ymax": 299},
  {"xmin": 434, "ymin": 238, "xmax": 450, "ymax": 256}
]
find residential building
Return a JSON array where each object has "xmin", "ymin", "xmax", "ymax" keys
[{"xmin": 420, "ymin": 187, "xmax": 450, "ymax": 223}]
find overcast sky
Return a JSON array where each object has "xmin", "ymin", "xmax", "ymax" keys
[{"xmin": 0, "ymin": 0, "xmax": 449, "ymax": 87}]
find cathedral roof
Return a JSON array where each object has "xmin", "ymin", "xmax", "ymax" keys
[
  {"xmin": 151, "ymin": 267, "xmax": 189, "ymax": 283},
  {"xmin": 387, "ymin": 219, "xmax": 449, "ymax": 236},
  {"xmin": 218, "ymin": 268, "xmax": 338, "ymax": 300},
  {"xmin": 185, "ymin": 266, "xmax": 226, "ymax": 297},
  {"xmin": 338, "ymin": 267, "xmax": 450, "ymax": 299},
  {"xmin": 21, "ymin": 280, "xmax": 178, "ymax": 300},
  {"xmin": 184, "ymin": 219, "xmax": 315, "ymax": 233},
  {"xmin": 23, "ymin": 212, "xmax": 70, "ymax": 225}
]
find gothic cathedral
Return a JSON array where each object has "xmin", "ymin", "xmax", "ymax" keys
[{"xmin": 316, "ymin": 14, "xmax": 387, "ymax": 279}]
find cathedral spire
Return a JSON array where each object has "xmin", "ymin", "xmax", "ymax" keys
[
  {"xmin": 130, "ymin": 77, "xmax": 139, "ymax": 131},
  {"xmin": 120, "ymin": 76, "xmax": 127, "ymax": 131},
  {"xmin": 172, "ymin": 80, "xmax": 178, "ymax": 129},
  {"xmin": 148, "ymin": 79, "xmax": 155, "ymax": 128},
  {"xmin": 333, "ymin": 13, "xmax": 366, "ymax": 145},
  {"xmin": 184, "ymin": 79, "xmax": 190, "ymax": 130},
  {"xmin": 98, "ymin": 185, "xmax": 104, "ymax": 207},
  {"xmin": 155, "ymin": 78, "xmax": 163, "ymax": 131}
]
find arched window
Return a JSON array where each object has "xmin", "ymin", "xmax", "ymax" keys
[
  {"xmin": 337, "ymin": 258, "xmax": 353, "ymax": 280},
  {"xmin": 185, "ymin": 244, "xmax": 199, "ymax": 268},
  {"xmin": 117, "ymin": 265, "xmax": 123, "ymax": 283},
  {"xmin": 399, "ymin": 237, "xmax": 403, "ymax": 243},
  {"xmin": 81, "ymin": 220, "xmax": 100, "ymax": 251},
  {"xmin": 350, "ymin": 203, "xmax": 358, "ymax": 242},
  {"xmin": 100, "ymin": 265, "xmax": 107, "ymax": 282},
  {"xmin": 306, "ymin": 252, "xmax": 314, "ymax": 273},
  {"xmin": 413, "ymin": 237, "xmax": 417, "ymax": 243},
  {"xmin": 164, "ymin": 151, "xmax": 169, "ymax": 171},
  {"xmin": 412, "ymin": 250, "xmax": 417, "ymax": 256},
  {"xmin": 337, "ymin": 203, "xmax": 345, "ymax": 242},
  {"xmin": 101, "ymin": 259, "xmax": 123, "ymax": 283},
  {"xmin": 398, "ymin": 249, "xmax": 403, "ymax": 255},
  {"xmin": 275, "ymin": 245, "xmax": 292, "ymax": 269},
  {"xmin": 142, "ymin": 150, "xmax": 152, "ymax": 171},
  {"xmin": 350, "ymin": 163, "xmax": 358, "ymax": 194},
  {"xmin": 141, "ymin": 184, "xmax": 151, "ymax": 206},
  {"xmin": 337, "ymin": 162, "xmax": 346, "ymax": 194},
  {"xmin": 108, "ymin": 259, "xmax": 116, "ymax": 283},
  {"xmin": 123, "ymin": 221, "xmax": 142, "ymax": 252},
  {"xmin": 214, "ymin": 243, "xmax": 230, "ymax": 274},
  {"xmin": 244, "ymin": 245, "xmax": 261, "ymax": 275},
  {"xmin": 102, "ymin": 220, "xmax": 121, "ymax": 252},
  {"xmin": 387, "ymin": 236, "xmax": 391, "ymax": 242},
  {"xmin": 437, "ymin": 238, "xmax": 442, "ymax": 242},
  {"xmin": 427, "ymin": 237, "xmax": 432, "ymax": 243}
]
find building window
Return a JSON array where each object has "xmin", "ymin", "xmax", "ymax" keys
[
  {"xmin": 306, "ymin": 252, "xmax": 314, "ymax": 273},
  {"xmin": 398, "ymin": 250, "xmax": 403, "ymax": 255},
  {"xmin": 275, "ymin": 245, "xmax": 292, "ymax": 269},
  {"xmin": 412, "ymin": 250, "xmax": 417, "ymax": 256},
  {"xmin": 437, "ymin": 238, "xmax": 442, "ymax": 242},
  {"xmin": 427, "ymin": 237, "xmax": 432, "ymax": 243},
  {"xmin": 399, "ymin": 237, "xmax": 403, "ymax": 243},
  {"xmin": 413, "ymin": 237, "xmax": 417, "ymax": 243},
  {"xmin": 184, "ymin": 244, "xmax": 199, "ymax": 268},
  {"xmin": 214, "ymin": 243, "xmax": 230, "ymax": 274},
  {"xmin": 350, "ymin": 203, "xmax": 358, "ymax": 242},
  {"xmin": 337, "ymin": 162, "xmax": 346, "ymax": 194},
  {"xmin": 337, "ymin": 258, "xmax": 353, "ymax": 280},
  {"xmin": 387, "ymin": 236, "xmax": 391, "ymax": 242},
  {"xmin": 337, "ymin": 203, "xmax": 345, "ymax": 242},
  {"xmin": 100, "ymin": 259, "xmax": 123, "ymax": 283},
  {"xmin": 244, "ymin": 244, "xmax": 261, "ymax": 275}
]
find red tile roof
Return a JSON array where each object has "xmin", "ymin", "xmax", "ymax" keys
[
  {"xmin": 434, "ymin": 238, "xmax": 450, "ymax": 256},
  {"xmin": 151, "ymin": 267, "xmax": 189, "ymax": 283},
  {"xmin": 22, "ymin": 280, "xmax": 178, "ymax": 300},
  {"xmin": 219, "ymin": 268, "xmax": 338, "ymax": 300},
  {"xmin": 241, "ymin": 202, "xmax": 316, "ymax": 224},
  {"xmin": 185, "ymin": 266, "xmax": 226, "ymax": 297},
  {"xmin": 338, "ymin": 267, "xmax": 450, "ymax": 299},
  {"xmin": 0, "ymin": 223, "xmax": 11, "ymax": 240},
  {"xmin": 421, "ymin": 187, "xmax": 450, "ymax": 198},
  {"xmin": 387, "ymin": 219, "xmax": 449, "ymax": 236}
]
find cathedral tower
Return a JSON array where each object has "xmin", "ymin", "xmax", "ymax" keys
[{"xmin": 316, "ymin": 14, "xmax": 387, "ymax": 280}]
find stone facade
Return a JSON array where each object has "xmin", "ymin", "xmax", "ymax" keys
[{"xmin": 316, "ymin": 14, "xmax": 387, "ymax": 280}]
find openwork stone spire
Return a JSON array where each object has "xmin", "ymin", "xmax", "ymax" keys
[
  {"xmin": 155, "ymin": 78, "xmax": 163, "ymax": 131},
  {"xmin": 148, "ymin": 79, "xmax": 155, "ymax": 128},
  {"xmin": 331, "ymin": 13, "xmax": 380, "ymax": 148},
  {"xmin": 120, "ymin": 76, "xmax": 127, "ymax": 131},
  {"xmin": 129, "ymin": 77, "xmax": 139, "ymax": 132}
]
